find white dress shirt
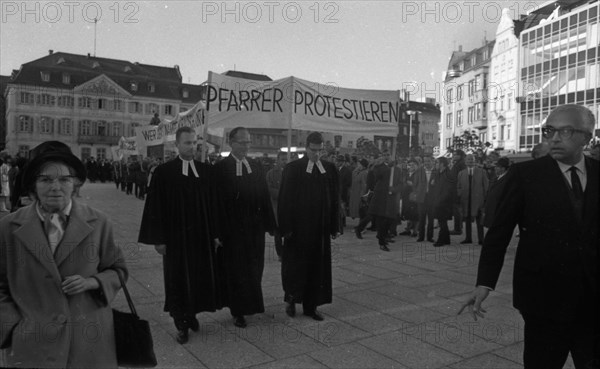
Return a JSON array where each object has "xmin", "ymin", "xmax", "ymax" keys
[
  {"xmin": 306, "ymin": 160, "xmax": 326, "ymax": 174},
  {"xmin": 179, "ymin": 156, "xmax": 199, "ymax": 178},
  {"xmin": 556, "ymin": 156, "xmax": 587, "ymax": 191},
  {"xmin": 231, "ymin": 154, "xmax": 252, "ymax": 176}
]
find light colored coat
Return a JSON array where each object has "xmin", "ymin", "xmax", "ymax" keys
[
  {"xmin": 457, "ymin": 166, "xmax": 489, "ymax": 216},
  {"xmin": 0, "ymin": 201, "xmax": 127, "ymax": 368},
  {"xmin": 348, "ymin": 167, "xmax": 368, "ymax": 219}
]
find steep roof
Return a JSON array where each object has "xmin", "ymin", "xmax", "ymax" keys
[
  {"xmin": 0, "ymin": 75, "xmax": 10, "ymax": 96},
  {"xmin": 222, "ymin": 70, "xmax": 273, "ymax": 81},
  {"xmin": 9, "ymin": 51, "xmax": 196, "ymax": 101},
  {"xmin": 444, "ymin": 40, "xmax": 495, "ymax": 82}
]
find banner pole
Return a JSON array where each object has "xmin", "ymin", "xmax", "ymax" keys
[
  {"xmin": 287, "ymin": 77, "xmax": 294, "ymax": 162},
  {"xmin": 392, "ymin": 90, "xmax": 401, "ymax": 160},
  {"xmin": 201, "ymin": 72, "xmax": 212, "ymax": 163}
]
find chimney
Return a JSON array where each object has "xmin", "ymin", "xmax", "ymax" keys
[
  {"xmin": 87, "ymin": 53, "xmax": 91, "ymax": 58},
  {"xmin": 48, "ymin": 49, "xmax": 53, "ymax": 55},
  {"xmin": 458, "ymin": 45, "xmax": 463, "ymax": 52}
]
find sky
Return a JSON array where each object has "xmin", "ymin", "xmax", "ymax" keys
[{"xmin": 0, "ymin": 1, "xmax": 546, "ymax": 101}]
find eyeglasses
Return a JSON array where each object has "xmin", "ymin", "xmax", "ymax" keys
[
  {"xmin": 36, "ymin": 175, "xmax": 75, "ymax": 185},
  {"xmin": 541, "ymin": 126, "xmax": 589, "ymax": 139},
  {"xmin": 232, "ymin": 140, "xmax": 252, "ymax": 146}
]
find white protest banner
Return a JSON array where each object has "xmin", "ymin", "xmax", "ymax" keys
[
  {"xmin": 118, "ymin": 136, "xmax": 138, "ymax": 155},
  {"xmin": 136, "ymin": 126, "xmax": 165, "ymax": 147},
  {"xmin": 205, "ymin": 71, "xmax": 400, "ymax": 136}
]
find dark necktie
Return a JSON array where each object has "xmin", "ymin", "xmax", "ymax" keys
[
  {"xmin": 569, "ymin": 166, "xmax": 583, "ymax": 217},
  {"xmin": 468, "ymin": 170, "xmax": 473, "ymax": 217}
]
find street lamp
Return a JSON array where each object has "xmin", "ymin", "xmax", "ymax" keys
[{"xmin": 407, "ymin": 110, "xmax": 417, "ymax": 152}]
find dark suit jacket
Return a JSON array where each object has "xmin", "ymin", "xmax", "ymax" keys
[
  {"xmin": 482, "ymin": 173, "xmax": 508, "ymax": 228},
  {"xmin": 368, "ymin": 164, "xmax": 401, "ymax": 218},
  {"xmin": 477, "ymin": 155, "xmax": 598, "ymax": 322}
]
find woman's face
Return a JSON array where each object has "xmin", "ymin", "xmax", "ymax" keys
[{"xmin": 35, "ymin": 162, "xmax": 76, "ymax": 212}]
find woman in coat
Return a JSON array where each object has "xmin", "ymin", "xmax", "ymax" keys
[
  {"xmin": 0, "ymin": 142, "xmax": 127, "ymax": 368},
  {"xmin": 348, "ymin": 159, "xmax": 369, "ymax": 219},
  {"xmin": 431, "ymin": 157, "xmax": 455, "ymax": 247}
]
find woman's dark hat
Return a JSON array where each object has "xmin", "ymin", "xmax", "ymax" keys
[{"xmin": 22, "ymin": 141, "xmax": 86, "ymax": 190}]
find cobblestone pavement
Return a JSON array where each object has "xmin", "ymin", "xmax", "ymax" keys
[{"xmin": 2, "ymin": 183, "xmax": 575, "ymax": 368}]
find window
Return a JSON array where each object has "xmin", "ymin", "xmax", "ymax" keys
[
  {"xmin": 468, "ymin": 80, "xmax": 475, "ymax": 96},
  {"xmin": 482, "ymin": 102, "xmax": 487, "ymax": 119},
  {"xmin": 79, "ymin": 120, "xmax": 92, "ymax": 136},
  {"xmin": 113, "ymin": 99, "xmax": 123, "ymax": 111},
  {"xmin": 492, "ymin": 126, "xmax": 497, "ymax": 140},
  {"xmin": 475, "ymin": 75, "xmax": 482, "ymax": 91},
  {"xmin": 164, "ymin": 104, "xmax": 173, "ymax": 115},
  {"xmin": 78, "ymin": 97, "xmax": 92, "ymax": 108},
  {"xmin": 146, "ymin": 103, "xmax": 159, "ymax": 115},
  {"xmin": 58, "ymin": 96, "xmax": 74, "ymax": 107},
  {"xmin": 92, "ymin": 61, "xmax": 100, "ymax": 69},
  {"xmin": 475, "ymin": 103, "xmax": 482, "ymax": 121},
  {"xmin": 468, "ymin": 107, "xmax": 475, "ymax": 124},
  {"xmin": 111, "ymin": 122, "xmax": 122, "ymax": 136},
  {"xmin": 39, "ymin": 117, "xmax": 53, "ymax": 134},
  {"xmin": 81, "ymin": 147, "xmax": 91, "ymax": 160},
  {"xmin": 97, "ymin": 121, "xmax": 107, "ymax": 136},
  {"xmin": 148, "ymin": 82, "xmax": 155, "ymax": 93},
  {"xmin": 41, "ymin": 71, "xmax": 50, "ymax": 82},
  {"xmin": 456, "ymin": 109, "xmax": 463, "ymax": 126},
  {"xmin": 446, "ymin": 113, "xmax": 453, "ymax": 128},
  {"xmin": 183, "ymin": 89, "xmax": 189, "ymax": 98},
  {"xmin": 446, "ymin": 88, "xmax": 453, "ymax": 103},
  {"xmin": 58, "ymin": 118, "xmax": 72, "ymax": 135},
  {"xmin": 18, "ymin": 145, "xmax": 30, "ymax": 157},
  {"xmin": 457, "ymin": 85, "xmax": 463, "ymax": 100},
  {"xmin": 17, "ymin": 115, "xmax": 33, "ymax": 132},
  {"xmin": 507, "ymin": 93, "xmax": 513, "ymax": 110},
  {"xmin": 483, "ymin": 73, "xmax": 488, "ymax": 89},
  {"xmin": 130, "ymin": 81, "xmax": 138, "ymax": 91},
  {"xmin": 37, "ymin": 94, "xmax": 55, "ymax": 106},
  {"xmin": 471, "ymin": 55, "xmax": 477, "ymax": 66},
  {"xmin": 96, "ymin": 148, "xmax": 106, "ymax": 160},
  {"xmin": 446, "ymin": 138, "xmax": 452, "ymax": 148},
  {"xmin": 128, "ymin": 122, "xmax": 140, "ymax": 137},
  {"xmin": 129, "ymin": 101, "xmax": 142, "ymax": 113},
  {"xmin": 62, "ymin": 73, "xmax": 70, "ymax": 84},
  {"xmin": 97, "ymin": 98, "xmax": 106, "ymax": 110},
  {"xmin": 19, "ymin": 92, "xmax": 34, "ymax": 104}
]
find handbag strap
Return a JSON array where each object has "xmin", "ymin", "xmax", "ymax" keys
[{"xmin": 115, "ymin": 269, "xmax": 138, "ymax": 317}]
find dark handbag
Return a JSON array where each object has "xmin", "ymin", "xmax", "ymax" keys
[{"xmin": 113, "ymin": 270, "xmax": 157, "ymax": 368}]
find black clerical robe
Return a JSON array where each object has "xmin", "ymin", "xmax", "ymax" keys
[
  {"xmin": 214, "ymin": 156, "xmax": 275, "ymax": 316},
  {"xmin": 278, "ymin": 157, "xmax": 340, "ymax": 307},
  {"xmin": 138, "ymin": 158, "xmax": 222, "ymax": 315}
]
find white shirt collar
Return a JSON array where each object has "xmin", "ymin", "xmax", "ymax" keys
[
  {"xmin": 307, "ymin": 159, "xmax": 326, "ymax": 174},
  {"xmin": 179, "ymin": 156, "xmax": 199, "ymax": 178},
  {"xmin": 36, "ymin": 199, "xmax": 72, "ymax": 221},
  {"xmin": 556, "ymin": 156, "xmax": 586, "ymax": 175},
  {"xmin": 231, "ymin": 154, "xmax": 252, "ymax": 176}
]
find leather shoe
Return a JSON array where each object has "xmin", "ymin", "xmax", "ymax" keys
[
  {"xmin": 304, "ymin": 310, "xmax": 324, "ymax": 321},
  {"xmin": 354, "ymin": 227, "xmax": 363, "ymax": 239},
  {"xmin": 190, "ymin": 317, "xmax": 200, "ymax": 332},
  {"xmin": 460, "ymin": 239, "xmax": 472, "ymax": 244},
  {"xmin": 380, "ymin": 244, "xmax": 390, "ymax": 251},
  {"xmin": 285, "ymin": 302, "xmax": 296, "ymax": 317},
  {"xmin": 233, "ymin": 316, "xmax": 247, "ymax": 328},
  {"xmin": 433, "ymin": 242, "xmax": 449, "ymax": 247},
  {"xmin": 176, "ymin": 329, "xmax": 189, "ymax": 344}
]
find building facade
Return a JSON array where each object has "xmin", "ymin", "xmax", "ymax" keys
[
  {"xmin": 489, "ymin": 9, "xmax": 520, "ymax": 152},
  {"xmin": 441, "ymin": 41, "xmax": 495, "ymax": 153},
  {"xmin": 4, "ymin": 51, "xmax": 203, "ymax": 159},
  {"xmin": 517, "ymin": 0, "xmax": 599, "ymax": 150}
]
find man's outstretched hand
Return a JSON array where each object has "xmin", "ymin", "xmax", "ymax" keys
[{"xmin": 457, "ymin": 286, "xmax": 490, "ymax": 321}]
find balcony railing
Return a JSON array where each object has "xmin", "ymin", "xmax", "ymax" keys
[{"xmin": 77, "ymin": 135, "xmax": 120, "ymax": 145}]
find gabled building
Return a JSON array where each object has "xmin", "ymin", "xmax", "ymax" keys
[
  {"xmin": 3, "ymin": 51, "xmax": 204, "ymax": 159},
  {"xmin": 0, "ymin": 75, "xmax": 10, "ymax": 151},
  {"xmin": 441, "ymin": 40, "xmax": 495, "ymax": 153}
]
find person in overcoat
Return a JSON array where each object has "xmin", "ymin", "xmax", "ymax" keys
[
  {"xmin": 457, "ymin": 154, "xmax": 489, "ymax": 244},
  {"xmin": 482, "ymin": 157, "xmax": 510, "ymax": 229},
  {"xmin": 0, "ymin": 142, "xmax": 127, "ymax": 368},
  {"xmin": 348, "ymin": 159, "xmax": 368, "ymax": 219},
  {"xmin": 431, "ymin": 157, "xmax": 455, "ymax": 246}
]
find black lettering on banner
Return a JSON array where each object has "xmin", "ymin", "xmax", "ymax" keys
[
  {"xmin": 250, "ymin": 90, "xmax": 261, "ymax": 111},
  {"xmin": 294, "ymin": 90, "xmax": 303, "ymax": 113},
  {"xmin": 341, "ymin": 99, "xmax": 353, "ymax": 119},
  {"xmin": 261, "ymin": 88, "xmax": 272, "ymax": 112},
  {"xmin": 370, "ymin": 101, "xmax": 381, "ymax": 122},
  {"xmin": 333, "ymin": 98, "xmax": 343, "ymax": 119},
  {"xmin": 273, "ymin": 88, "xmax": 284, "ymax": 113},
  {"xmin": 227, "ymin": 92, "xmax": 239, "ymax": 111},
  {"xmin": 207, "ymin": 86, "xmax": 218, "ymax": 110},
  {"xmin": 323, "ymin": 95, "xmax": 332, "ymax": 117},
  {"xmin": 218, "ymin": 88, "xmax": 230, "ymax": 111},
  {"xmin": 304, "ymin": 92, "xmax": 315, "ymax": 115},
  {"xmin": 239, "ymin": 90, "xmax": 250, "ymax": 110},
  {"xmin": 362, "ymin": 100, "xmax": 371, "ymax": 122},
  {"xmin": 380, "ymin": 101, "xmax": 389, "ymax": 122},
  {"xmin": 389, "ymin": 102, "xmax": 400, "ymax": 123},
  {"xmin": 314, "ymin": 95, "xmax": 327, "ymax": 116}
]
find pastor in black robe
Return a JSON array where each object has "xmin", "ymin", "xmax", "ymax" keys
[
  {"xmin": 278, "ymin": 157, "xmax": 340, "ymax": 310},
  {"xmin": 138, "ymin": 157, "xmax": 222, "ymax": 326},
  {"xmin": 214, "ymin": 155, "xmax": 275, "ymax": 317}
]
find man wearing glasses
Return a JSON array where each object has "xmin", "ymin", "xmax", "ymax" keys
[
  {"xmin": 459, "ymin": 105, "xmax": 598, "ymax": 368},
  {"xmin": 214, "ymin": 127, "xmax": 275, "ymax": 328}
]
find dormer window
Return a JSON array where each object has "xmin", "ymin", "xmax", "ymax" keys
[
  {"xmin": 130, "ymin": 81, "xmax": 138, "ymax": 91},
  {"xmin": 471, "ymin": 55, "xmax": 477, "ymax": 66},
  {"xmin": 62, "ymin": 73, "xmax": 70, "ymax": 84},
  {"xmin": 148, "ymin": 82, "xmax": 155, "ymax": 93},
  {"xmin": 41, "ymin": 71, "xmax": 50, "ymax": 82},
  {"xmin": 124, "ymin": 66, "xmax": 132, "ymax": 73},
  {"xmin": 92, "ymin": 61, "xmax": 100, "ymax": 69},
  {"xmin": 56, "ymin": 57, "xmax": 65, "ymax": 65},
  {"xmin": 182, "ymin": 89, "xmax": 189, "ymax": 98}
]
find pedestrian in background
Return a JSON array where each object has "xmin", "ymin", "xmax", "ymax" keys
[
  {"xmin": 349, "ymin": 158, "xmax": 369, "ymax": 221},
  {"xmin": 450, "ymin": 150, "xmax": 466, "ymax": 235},
  {"xmin": 266, "ymin": 151, "xmax": 287, "ymax": 261},
  {"xmin": 417, "ymin": 156, "xmax": 436, "ymax": 242},
  {"xmin": 431, "ymin": 157, "xmax": 454, "ymax": 247},
  {"xmin": 482, "ymin": 156, "xmax": 510, "ymax": 230},
  {"xmin": 457, "ymin": 154, "xmax": 489, "ymax": 245}
]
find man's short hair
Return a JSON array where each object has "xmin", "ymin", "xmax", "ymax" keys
[
  {"xmin": 496, "ymin": 157, "xmax": 510, "ymax": 169},
  {"xmin": 175, "ymin": 126, "xmax": 195, "ymax": 142},
  {"xmin": 437, "ymin": 157, "xmax": 449, "ymax": 167},
  {"xmin": 229, "ymin": 127, "xmax": 248, "ymax": 142},
  {"xmin": 546, "ymin": 104, "xmax": 596, "ymax": 136},
  {"xmin": 306, "ymin": 132, "xmax": 324, "ymax": 146},
  {"xmin": 453, "ymin": 149, "xmax": 466, "ymax": 159}
]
